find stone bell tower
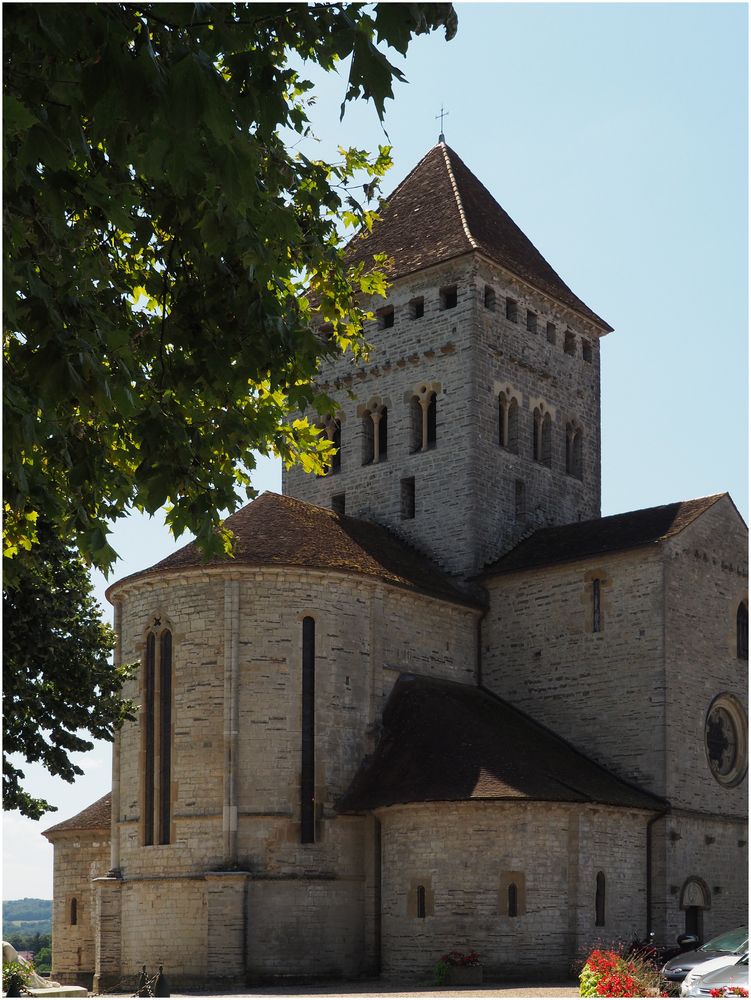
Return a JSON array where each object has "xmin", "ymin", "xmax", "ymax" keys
[{"xmin": 283, "ymin": 143, "xmax": 612, "ymax": 577}]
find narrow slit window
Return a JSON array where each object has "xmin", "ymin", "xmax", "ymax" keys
[
  {"xmin": 410, "ymin": 296, "xmax": 424, "ymax": 320},
  {"xmin": 143, "ymin": 626, "xmax": 172, "ymax": 846},
  {"xmin": 508, "ymin": 883, "xmax": 518, "ymax": 918},
  {"xmin": 737, "ymin": 602, "xmax": 748, "ymax": 660},
  {"xmin": 401, "ymin": 477, "xmax": 416, "ymax": 520},
  {"xmin": 158, "ymin": 629, "xmax": 172, "ymax": 845},
  {"xmin": 546, "ymin": 321, "xmax": 556, "ymax": 345},
  {"xmin": 301, "ymin": 617, "xmax": 316, "ymax": 844},
  {"xmin": 541, "ymin": 413, "xmax": 552, "ymax": 467},
  {"xmin": 416, "ymin": 884, "xmax": 426, "ymax": 919},
  {"xmin": 582, "ymin": 339, "xmax": 593, "ymax": 363},
  {"xmin": 440, "ymin": 285, "xmax": 457, "ymax": 310},
  {"xmin": 378, "ymin": 306, "xmax": 394, "ymax": 329},
  {"xmin": 533, "ymin": 408, "xmax": 542, "ymax": 462},
  {"xmin": 377, "ymin": 407, "xmax": 388, "ymax": 460},
  {"xmin": 515, "ymin": 480, "xmax": 526, "ymax": 521},
  {"xmin": 507, "ymin": 398, "xmax": 519, "ymax": 453},
  {"xmin": 564, "ymin": 330, "xmax": 576, "ymax": 355},
  {"xmin": 526, "ymin": 310, "xmax": 537, "ymax": 333},
  {"xmin": 484, "ymin": 285, "xmax": 496, "ymax": 311},
  {"xmin": 426, "ymin": 393, "xmax": 437, "ymax": 447},
  {"xmin": 143, "ymin": 632, "xmax": 155, "ymax": 847},
  {"xmin": 506, "ymin": 297, "xmax": 518, "ymax": 323},
  {"xmin": 593, "ymin": 579, "xmax": 602, "ymax": 633},
  {"xmin": 70, "ymin": 898, "xmax": 78, "ymax": 926},
  {"xmin": 410, "ymin": 396, "xmax": 422, "ymax": 453},
  {"xmin": 595, "ymin": 872, "xmax": 606, "ymax": 926}
]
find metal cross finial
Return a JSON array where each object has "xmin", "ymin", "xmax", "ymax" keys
[{"xmin": 435, "ymin": 105, "xmax": 449, "ymax": 142}]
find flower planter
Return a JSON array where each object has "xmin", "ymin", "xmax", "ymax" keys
[{"xmin": 445, "ymin": 965, "xmax": 483, "ymax": 987}]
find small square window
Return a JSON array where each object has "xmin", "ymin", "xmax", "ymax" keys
[
  {"xmin": 484, "ymin": 286, "xmax": 496, "ymax": 311},
  {"xmin": 582, "ymin": 339, "xmax": 593, "ymax": 363},
  {"xmin": 331, "ymin": 494, "xmax": 345, "ymax": 516},
  {"xmin": 401, "ymin": 477, "xmax": 416, "ymax": 519},
  {"xmin": 506, "ymin": 297, "xmax": 518, "ymax": 323},
  {"xmin": 440, "ymin": 285, "xmax": 457, "ymax": 310},
  {"xmin": 526, "ymin": 310, "xmax": 537, "ymax": 333},
  {"xmin": 410, "ymin": 297, "xmax": 424, "ymax": 320},
  {"xmin": 546, "ymin": 322, "xmax": 556, "ymax": 345},
  {"xmin": 378, "ymin": 306, "xmax": 394, "ymax": 330},
  {"xmin": 564, "ymin": 330, "xmax": 576, "ymax": 355}
]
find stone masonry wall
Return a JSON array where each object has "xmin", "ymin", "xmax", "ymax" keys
[
  {"xmin": 119, "ymin": 877, "xmax": 208, "ymax": 984},
  {"xmin": 246, "ymin": 878, "xmax": 364, "ymax": 980},
  {"xmin": 469, "ymin": 257, "xmax": 603, "ymax": 572},
  {"xmin": 105, "ymin": 565, "xmax": 478, "ymax": 982},
  {"xmin": 377, "ymin": 800, "xmax": 648, "ymax": 979},
  {"xmin": 482, "ymin": 547, "xmax": 666, "ymax": 794},
  {"xmin": 283, "ymin": 252, "xmax": 606, "ymax": 577},
  {"xmin": 653, "ymin": 812, "xmax": 748, "ymax": 945},
  {"xmin": 574, "ymin": 806, "xmax": 649, "ymax": 954},
  {"xmin": 49, "ymin": 831, "xmax": 109, "ymax": 986},
  {"xmin": 284, "ymin": 258, "xmax": 478, "ymax": 577},
  {"xmin": 656, "ymin": 497, "xmax": 748, "ymax": 942},
  {"xmin": 662, "ymin": 497, "xmax": 748, "ymax": 813}
]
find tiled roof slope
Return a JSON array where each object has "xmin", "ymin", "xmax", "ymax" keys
[
  {"xmin": 43, "ymin": 792, "xmax": 111, "ymax": 837},
  {"xmin": 344, "ymin": 143, "xmax": 613, "ymax": 332},
  {"xmin": 108, "ymin": 492, "xmax": 479, "ymax": 609},
  {"xmin": 338, "ymin": 675, "xmax": 664, "ymax": 813},
  {"xmin": 479, "ymin": 494, "xmax": 727, "ymax": 579}
]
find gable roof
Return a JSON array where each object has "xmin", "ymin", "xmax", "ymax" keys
[
  {"xmin": 478, "ymin": 494, "xmax": 727, "ymax": 579},
  {"xmin": 338, "ymin": 674, "xmax": 664, "ymax": 813},
  {"xmin": 43, "ymin": 792, "xmax": 111, "ymax": 838},
  {"xmin": 107, "ymin": 492, "xmax": 480, "ymax": 609},
  {"xmin": 344, "ymin": 142, "xmax": 612, "ymax": 332}
]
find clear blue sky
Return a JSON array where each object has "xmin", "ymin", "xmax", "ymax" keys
[{"xmin": 4, "ymin": 2, "xmax": 747, "ymax": 900}]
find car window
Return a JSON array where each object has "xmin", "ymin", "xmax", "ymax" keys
[{"xmin": 699, "ymin": 928, "xmax": 749, "ymax": 953}]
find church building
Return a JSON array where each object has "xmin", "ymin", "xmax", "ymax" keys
[{"xmin": 44, "ymin": 143, "xmax": 748, "ymax": 991}]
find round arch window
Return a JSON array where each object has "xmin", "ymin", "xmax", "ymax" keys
[{"xmin": 704, "ymin": 694, "xmax": 747, "ymax": 787}]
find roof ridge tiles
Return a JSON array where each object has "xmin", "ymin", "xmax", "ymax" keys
[{"xmin": 439, "ymin": 142, "xmax": 478, "ymax": 250}]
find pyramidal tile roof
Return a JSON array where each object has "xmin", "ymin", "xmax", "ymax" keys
[
  {"xmin": 43, "ymin": 792, "xmax": 111, "ymax": 837},
  {"xmin": 345, "ymin": 143, "xmax": 613, "ymax": 332},
  {"xmin": 107, "ymin": 492, "xmax": 480, "ymax": 609},
  {"xmin": 338, "ymin": 674, "xmax": 664, "ymax": 812},
  {"xmin": 478, "ymin": 494, "xmax": 728, "ymax": 578}
]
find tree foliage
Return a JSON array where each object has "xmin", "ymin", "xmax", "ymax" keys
[
  {"xmin": 3, "ymin": 522, "xmax": 131, "ymax": 818},
  {"xmin": 4, "ymin": 2, "xmax": 457, "ymax": 575}
]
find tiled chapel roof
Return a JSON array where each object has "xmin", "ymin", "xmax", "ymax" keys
[
  {"xmin": 338, "ymin": 674, "xmax": 664, "ymax": 813},
  {"xmin": 43, "ymin": 792, "xmax": 111, "ymax": 837},
  {"xmin": 107, "ymin": 492, "xmax": 480, "ymax": 609},
  {"xmin": 344, "ymin": 142, "xmax": 613, "ymax": 332},
  {"xmin": 479, "ymin": 494, "xmax": 727, "ymax": 579}
]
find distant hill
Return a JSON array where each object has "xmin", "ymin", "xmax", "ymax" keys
[{"xmin": 3, "ymin": 898, "xmax": 52, "ymax": 934}]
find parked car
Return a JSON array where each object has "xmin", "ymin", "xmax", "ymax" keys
[
  {"xmin": 686, "ymin": 952, "xmax": 748, "ymax": 997},
  {"xmin": 663, "ymin": 927, "xmax": 749, "ymax": 984},
  {"xmin": 681, "ymin": 955, "xmax": 747, "ymax": 997}
]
